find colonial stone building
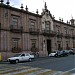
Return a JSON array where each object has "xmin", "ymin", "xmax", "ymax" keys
[{"xmin": 0, "ymin": 1, "xmax": 75, "ymax": 60}]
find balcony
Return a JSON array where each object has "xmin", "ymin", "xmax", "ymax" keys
[
  {"xmin": 65, "ymin": 34, "xmax": 71, "ymax": 38},
  {"xmin": 31, "ymin": 47, "xmax": 39, "ymax": 52},
  {"xmin": 29, "ymin": 28, "xmax": 39, "ymax": 35},
  {"xmin": 10, "ymin": 25, "xmax": 23, "ymax": 33},
  {"xmin": 72, "ymin": 35, "xmax": 75, "ymax": 39},
  {"xmin": 11, "ymin": 47, "xmax": 22, "ymax": 53},
  {"xmin": 57, "ymin": 32, "xmax": 63, "ymax": 38},
  {"xmin": 42, "ymin": 30, "xmax": 56, "ymax": 36}
]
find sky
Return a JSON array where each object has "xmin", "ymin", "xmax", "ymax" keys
[{"xmin": 4, "ymin": 0, "xmax": 75, "ymax": 22}]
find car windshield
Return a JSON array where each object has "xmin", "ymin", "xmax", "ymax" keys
[{"xmin": 13, "ymin": 54, "xmax": 21, "ymax": 57}]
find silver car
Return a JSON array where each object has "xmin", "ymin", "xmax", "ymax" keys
[{"xmin": 8, "ymin": 53, "xmax": 34, "ymax": 63}]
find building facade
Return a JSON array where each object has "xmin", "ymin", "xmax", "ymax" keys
[{"xmin": 0, "ymin": 1, "xmax": 75, "ymax": 60}]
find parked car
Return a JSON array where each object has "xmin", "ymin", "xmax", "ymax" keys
[
  {"xmin": 49, "ymin": 50, "xmax": 69, "ymax": 57},
  {"xmin": 67, "ymin": 50, "xmax": 74, "ymax": 55},
  {"xmin": 55, "ymin": 50, "xmax": 68, "ymax": 57},
  {"xmin": 71, "ymin": 48, "xmax": 75, "ymax": 54},
  {"xmin": 7, "ymin": 53, "xmax": 34, "ymax": 63},
  {"xmin": 49, "ymin": 52, "xmax": 57, "ymax": 57},
  {"xmin": 62, "ymin": 50, "xmax": 69, "ymax": 54}
]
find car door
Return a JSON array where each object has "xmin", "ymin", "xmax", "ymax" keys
[
  {"xmin": 20, "ymin": 54, "xmax": 26, "ymax": 61},
  {"xmin": 25, "ymin": 53, "xmax": 30, "ymax": 61}
]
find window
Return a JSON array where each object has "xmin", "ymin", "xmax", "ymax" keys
[
  {"xmin": 31, "ymin": 40, "xmax": 36, "ymax": 48},
  {"xmin": 66, "ymin": 41, "xmax": 69, "ymax": 49},
  {"xmin": 71, "ymin": 29, "xmax": 74, "ymax": 35},
  {"xmin": 12, "ymin": 17, "xmax": 18, "ymax": 26},
  {"xmin": 56, "ymin": 25, "xmax": 60, "ymax": 33},
  {"xmin": 45, "ymin": 21, "xmax": 50, "ymax": 31},
  {"xmin": 66, "ymin": 44, "xmax": 68, "ymax": 48},
  {"xmin": 13, "ymin": 39, "xmax": 19, "ymax": 48},
  {"xmin": 11, "ymin": 16, "xmax": 19, "ymax": 28},
  {"xmin": 26, "ymin": 53, "xmax": 29, "ymax": 56},
  {"xmin": 46, "ymin": 12, "xmax": 49, "ymax": 18},
  {"xmin": 57, "ymin": 27, "xmax": 59, "ymax": 33},
  {"xmin": 21, "ymin": 54, "xmax": 25, "ymax": 56},
  {"xmin": 5, "ymin": 10, "xmax": 8, "ymax": 18},
  {"xmin": 12, "ymin": 18, "xmax": 18, "ymax": 26},
  {"xmin": 58, "ymin": 43, "xmax": 62, "ymax": 50},
  {"xmin": 57, "ymin": 41, "xmax": 61, "ymax": 50},
  {"xmin": 30, "ymin": 22, "xmax": 35, "ymax": 28},
  {"xmin": 64, "ymin": 27, "xmax": 67, "ymax": 34},
  {"xmin": 29, "ymin": 20, "xmax": 36, "ymax": 29}
]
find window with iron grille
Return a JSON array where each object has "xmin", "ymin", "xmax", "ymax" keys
[
  {"xmin": 13, "ymin": 39, "xmax": 19, "ymax": 48},
  {"xmin": 31, "ymin": 40, "xmax": 36, "ymax": 48},
  {"xmin": 64, "ymin": 27, "xmax": 67, "ymax": 34},
  {"xmin": 45, "ymin": 21, "xmax": 50, "ymax": 29},
  {"xmin": 11, "ymin": 16, "xmax": 19, "ymax": 28},
  {"xmin": 45, "ymin": 21, "xmax": 50, "ymax": 32},
  {"xmin": 30, "ymin": 21, "xmax": 35, "ymax": 29},
  {"xmin": 29, "ymin": 19, "xmax": 36, "ymax": 29}
]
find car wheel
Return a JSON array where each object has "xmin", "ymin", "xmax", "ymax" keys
[
  {"xmin": 29, "ymin": 58, "xmax": 31, "ymax": 62},
  {"xmin": 66, "ymin": 54, "xmax": 68, "ymax": 56},
  {"xmin": 15, "ymin": 59, "xmax": 19, "ymax": 63},
  {"xmin": 9, "ymin": 61, "xmax": 13, "ymax": 64},
  {"xmin": 55, "ymin": 54, "xmax": 58, "ymax": 57}
]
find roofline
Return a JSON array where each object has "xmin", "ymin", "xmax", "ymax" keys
[
  {"xmin": 0, "ymin": 3, "xmax": 42, "ymax": 18},
  {"xmin": 53, "ymin": 19, "xmax": 75, "ymax": 27},
  {"xmin": 0, "ymin": 3, "xmax": 75, "ymax": 28}
]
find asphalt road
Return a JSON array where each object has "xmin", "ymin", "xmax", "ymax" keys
[
  {"xmin": 18, "ymin": 55, "xmax": 75, "ymax": 74},
  {"xmin": 0, "ymin": 55, "xmax": 75, "ymax": 75}
]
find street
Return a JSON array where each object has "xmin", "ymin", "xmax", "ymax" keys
[
  {"xmin": 19, "ymin": 55, "xmax": 75, "ymax": 73},
  {"xmin": 0, "ymin": 55, "xmax": 75, "ymax": 75}
]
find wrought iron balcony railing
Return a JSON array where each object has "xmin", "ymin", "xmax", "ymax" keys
[
  {"xmin": 10, "ymin": 25, "xmax": 23, "ymax": 33},
  {"xmin": 12, "ymin": 47, "xmax": 22, "ymax": 53},
  {"xmin": 72, "ymin": 35, "xmax": 75, "ymax": 39},
  {"xmin": 42, "ymin": 29, "xmax": 56, "ymax": 36},
  {"xmin": 29, "ymin": 28, "xmax": 39, "ymax": 35},
  {"xmin": 57, "ymin": 32, "xmax": 63, "ymax": 38},
  {"xmin": 64, "ymin": 34, "xmax": 71, "ymax": 38}
]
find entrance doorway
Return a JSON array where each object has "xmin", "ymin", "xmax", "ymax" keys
[{"xmin": 47, "ymin": 40, "xmax": 51, "ymax": 54}]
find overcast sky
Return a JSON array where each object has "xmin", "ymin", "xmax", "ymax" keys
[{"xmin": 4, "ymin": 0, "xmax": 75, "ymax": 22}]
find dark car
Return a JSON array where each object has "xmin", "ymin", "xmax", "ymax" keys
[
  {"xmin": 67, "ymin": 50, "xmax": 74, "ymax": 55},
  {"xmin": 71, "ymin": 48, "xmax": 75, "ymax": 54},
  {"xmin": 55, "ymin": 50, "xmax": 68, "ymax": 57}
]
